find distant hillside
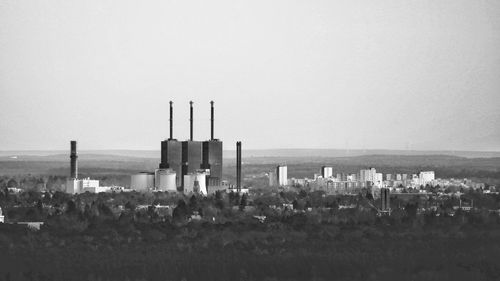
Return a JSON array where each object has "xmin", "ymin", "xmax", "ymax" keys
[{"xmin": 1, "ymin": 148, "xmax": 500, "ymax": 159}]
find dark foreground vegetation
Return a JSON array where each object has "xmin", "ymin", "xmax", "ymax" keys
[
  {"xmin": 1, "ymin": 188, "xmax": 500, "ymax": 281},
  {"xmin": 1, "ymin": 221, "xmax": 500, "ymax": 281}
]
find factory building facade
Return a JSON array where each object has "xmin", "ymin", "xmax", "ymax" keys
[
  {"xmin": 202, "ymin": 140, "xmax": 223, "ymax": 186},
  {"xmin": 159, "ymin": 140, "xmax": 182, "ymax": 187}
]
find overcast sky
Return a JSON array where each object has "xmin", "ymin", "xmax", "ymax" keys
[{"xmin": 1, "ymin": 0, "xmax": 499, "ymax": 151}]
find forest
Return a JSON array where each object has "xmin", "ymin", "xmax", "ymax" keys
[{"xmin": 0, "ymin": 186, "xmax": 500, "ymax": 281}]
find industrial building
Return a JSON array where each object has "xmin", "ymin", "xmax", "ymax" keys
[
  {"xmin": 66, "ymin": 178, "xmax": 101, "ymax": 194},
  {"xmin": 65, "ymin": 141, "xmax": 102, "ymax": 194},
  {"xmin": 159, "ymin": 100, "xmax": 223, "ymax": 192},
  {"xmin": 129, "ymin": 100, "xmax": 225, "ymax": 195},
  {"xmin": 201, "ymin": 101, "xmax": 223, "ymax": 187},
  {"xmin": 159, "ymin": 101, "xmax": 182, "ymax": 187}
]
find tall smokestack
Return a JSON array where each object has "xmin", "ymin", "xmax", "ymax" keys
[
  {"xmin": 70, "ymin": 140, "xmax": 78, "ymax": 179},
  {"xmin": 189, "ymin": 101, "xmax": 193, "ymax": 141},
  {"xmin": 169, "ymin": 101, "xmax": 173, "ymax": 140},
  {"xmin": 210, "ymin": 101, "xmax": 214, "ymax": 140},
  {"xmin": 236, "ymin": 141, "xmax": 241, "ymax": 189}
]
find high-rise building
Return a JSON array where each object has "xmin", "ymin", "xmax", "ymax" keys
[
  {"xmin": 419, "ymin": 171, "xmax": 435, "ymax": 186},
  {"xmin": 321, "ymin": 166, "xmax": 333, "ymax": 178},
  {"xmin": 359, "ymin": 168, "xmax": 377, "ymax": 182},
  {"xmin": 277, "ymin": 165, "xmax": 288, "ymax": 186}
]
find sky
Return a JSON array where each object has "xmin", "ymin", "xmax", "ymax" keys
[{"xmin": 1, "ymin": 0, "xmax": 499, "ymax": 151}]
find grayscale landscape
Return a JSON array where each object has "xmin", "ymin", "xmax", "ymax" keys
[{"xmin": 1, "ymin": 0, "xmax": 499, "ymax": 280}]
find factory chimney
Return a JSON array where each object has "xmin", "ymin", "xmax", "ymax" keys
[
  {"xmin": 189, "ymin": 101, "xmax": 193, "ymax": 141},
  {"xmin": 210, "ymin": 101, "xmax": 214, "ymax": 140},
  {"xmin": 70, "ymin": 140, "xmax": 78, "ymax": 179},
  {"xmin": 236, "ymin": 141, "xmax": 242, "ymax": 189},
  {"xmin": 169, "ymin": 101, "xmax": 173, "ymax": 140}
]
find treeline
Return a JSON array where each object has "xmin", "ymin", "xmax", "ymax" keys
[
  {"xmin": 1, "ymin": 189, "xmax": 500, "ymax": 280},
  {"xmin": 1, "ymin": 212, "xmax": 500, "ymax": 281}
]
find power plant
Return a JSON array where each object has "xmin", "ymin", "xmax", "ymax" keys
[
  {"xmin": 134, "ymin": 100, "xmax": 222, "ymax": 194},
  {"xmin": 157, "ymin": 101, "xmax": 223, "ymax": 193},
  {"xmin": 65, "ymin": 101, "xmax": 232, "ymax": 195}
]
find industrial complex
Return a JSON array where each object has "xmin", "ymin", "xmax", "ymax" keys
[
  {"xmin": 67, "ymin": 101, "xmax": 244, "ymax": 196},
  {"xmin": 133, "ymin": 100, "xmax": 224, "ymax": 194}
]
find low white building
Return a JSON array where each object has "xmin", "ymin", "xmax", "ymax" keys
[{"xmin": 66, "ymin": 178, "xmax": 100, "ymax": 194}]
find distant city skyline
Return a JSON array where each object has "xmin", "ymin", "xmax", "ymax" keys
[{"xmin": 1, "ymin": 0, "xmax": 499, "ymax": 151}]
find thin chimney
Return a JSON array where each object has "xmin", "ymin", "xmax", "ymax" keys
[
  {"xmin": 189, "ymin": 101, "xmax": 193, "ymax": 141},
  {"xmin": 236, "ymin": 141, "xmax": 242, "ymax": 189},
  {"xmin": 70, "ymin": 140, "xmax": 78, "ymax": 179},
  {"xmin": 169, "ymin": 101, "xmax": 173, "ymax": 140},
  {"xmin": 210, "ymin": 101, "xmax": 214, "ymax": 140}
]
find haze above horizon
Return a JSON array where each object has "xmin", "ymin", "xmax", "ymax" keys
[{"xmin": 1, "ymin": 0, "xmax": 499, "ymax": 151}]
